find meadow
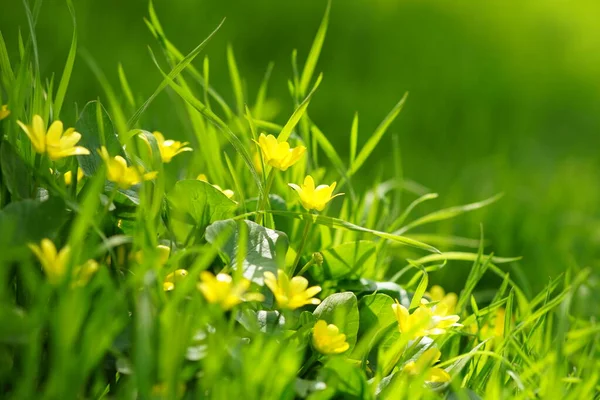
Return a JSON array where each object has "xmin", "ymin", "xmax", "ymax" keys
[{"xmin": 0, "ymin": 1, "xmax": 599, "ymax": 399}]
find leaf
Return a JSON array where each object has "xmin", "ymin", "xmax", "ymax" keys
[
  {"xmin": 0, "ymin": 141, "xmax": 32, "ymax": 200},
  {"xmin": 313, "ymin": 292, "xmax": 359, "ymax": 350},
  {"xmin": 0, "ymin": 197, "xmax": 68, "ymax": 255},
  {"xmin": 52, "ymin": 0, "xmax": 77, "ymax": 119},
  {"xmin": 268, "ymin": 210, "xmax": 440, "ymax": 254},
  {"xmin": 358, "ymin": 293, "xmax": 396, "ymax": 339},
  {"xmin": 0, "ymin": 305, "xmax": 34, "ymax": 344},
  {"xmin": 205, "ymin": 219, "xmax": 288, "ymax": 285},
  {"xmin": 278, "ymin": 73, "xmax": 322, "ymax": 142},
  {"xmin": 320, "ymin": 241, "xmax": 377, "ymax": 280},
  {"xmin": 167, "ymin": 180, "xmax": 237, "ymax": 228},
  {"xmin": 349, "ymin": 93, "xmax": 408, "ymax": 177},
  {"xmin": 75, "ymin": 101, "xmax": 124, "ymax": 177},
  {"xmin": 395, "ymin": 194, "xmax": 503, "ymax": 235},
  {"xmin": 128, "ymin": 18, "xmax": 225, "ymax": 128},
  {"xmin": 317, "ymin": 358, "xmax": 368, "ymax": 398},
  {"xmin": 298, "ymin": 0, "xmax": 331, "ymax": 97}
]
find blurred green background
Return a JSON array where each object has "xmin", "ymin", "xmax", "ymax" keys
[{"xmin": 2, "ymin": 0, "xmax": 599, "ymax": 294}]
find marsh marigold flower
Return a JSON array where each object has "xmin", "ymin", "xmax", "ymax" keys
[
  {"xmin": 392, "ymin": 299, "xmax": 461, "ymax": 339},
  {"xmin": 133, "ymin": 244, "xmax": 171, "ymax": 266},
  {"xmin": 0, "ymin": 104, "xmax": 10, "ymax": 120},
  {"xmin": 28, "ymin": 238, "xmax": 71, "ymax": 284},
  {"xmin": 197, "ymin": 271, "xmax": 264, "ymax": 310},
  {"xmin": 99, "ymin": 146, "xmax": 157, "ymax": 189},
  {"xmin": 312, "ymin": 320, "xmax": 350, "ymax": 355},
  {"xmin": 403, "ymin": 348, "xmax": 451, "ymax": 383},
  {"xmin": 427, "ymin": 285, "xmax": 458, "ymax": 316},
  {"xmin": 289, "ymin": 175, "xmax": 343, "ymax": 211},
  {"xmin": 63, "ymin": 167, "xmax": 85, "ymax": 186},
  {"xmin": 163, "ymin": 269, "xmax": 189, "ymax": 291},
  {"xmin": 263, "ymin": 269, "xmax": 321, "ymax": 310},
  {"xmin": 255, "ymin": 133, "xmax": 306, "ymax": 171},
  {"xmin": 197, "ymin": 174, "xmax": 235, "ymax": 199},
  {"xmin": 17, "ymin": 115, "xmax": 90, "ymax": 160},
  {"xmin": 74, "ymin": 259, "xmax": 100, "ymax": 287},
  {"xmin": 29, "ymin": 239, "xmax": 99, "ymax": 286},
  {"xmin": 152, "ymin": 131, "xmax": 192, "ymax": 163}
]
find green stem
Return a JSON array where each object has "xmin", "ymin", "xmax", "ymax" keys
[
  {"xmin": 256, "ymin": 168, "xmax": 276, "ymax": 225},
  {"xmin": 297, "ymin": 257, "xmax": 316, "ymax": 277},
  {"xmin": 298, "ymin": 352, "xmax": 320, "ymax": 377},
  {"xmin": 289, "ymin": 217, "xmax": 312, "ymax": 276}
]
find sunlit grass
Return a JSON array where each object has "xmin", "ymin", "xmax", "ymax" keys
[{"xmin": 0, "ymin": 1, "xmax": 598, "ymax": 399}]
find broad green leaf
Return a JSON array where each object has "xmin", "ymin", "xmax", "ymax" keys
[
  {"xmin": 167, "ymin": 180, "xmax": 237, "ymax": 229},
  {"xmin": 320, "ymin": 240, "xmax": 377, "ymax": 280},
  {"xmin": 75, "ymin": 101, "xmax": 124, "ymax": 177},
  {"xmin": 205, "ymin": 219, "xmax": 288, "ymax": 285},
  {"xmin": 0, "ymin": 305, "xmax": 35, "ymax": 344},
  {"xmin": 313, "ymin": 292, "xmax": 359, "ymax": 350},
  {"xmin": 0, "ymin": 141, "xmax": 32, "ymax": 200},
  {"xmin": 358, "ymin": 293, "xmax": 396, "ymax": 337},
  {"xmin": 317, "ymin": 358, "xmax": 368, "ymax": 398},
  {"xmin": 0, "ymin": 197, "xmax": 67, "ymax": 254}
]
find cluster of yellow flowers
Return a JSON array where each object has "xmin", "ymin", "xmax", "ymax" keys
[
  {"xmin": 16, "ymin": 113, "xmax": 464, "ymax": 371},
  {"xmin": 28, "ymin": 238, "xmax": 98, "ymax": 286},
  {"xmin": 255, "ymin": 133, "xmax": 343, "ymax": 211},
  {"xmin": 14, "ymin": 114, "xmax": 196, "ymax": 190},
  {"xmin": 392, "ymin": 288, "xmax": 462, "ymax": 341}
]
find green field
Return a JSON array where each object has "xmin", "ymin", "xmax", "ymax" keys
[{"xmin": 0, "ymin": 0, "xmax": 599, "ymax": 398}]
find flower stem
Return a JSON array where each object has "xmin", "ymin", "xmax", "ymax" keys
[
  {"xmin": 298, "ymin": 352, "xmax": 320, "ymax": 377},
  {"xmin": 296, "ymin": 257, "xmax": 316, "ymax": 277},
  {"xmin": 289, "ymin": 217, "xmax": 313, "ymax": 276},
  {"xmin": 256, "ymin": 168, "xmax": 276, "ymax": 226}
]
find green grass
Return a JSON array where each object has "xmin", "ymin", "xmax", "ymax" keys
[{"xmin": 0, "ymin": 2, "xmax": 599, "ymax": 399}]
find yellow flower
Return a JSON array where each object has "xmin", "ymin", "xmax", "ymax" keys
[
  {"xmin": 63, "ymin": 167, "xmax": 85, "ymax": 186},
  {"xmin": 132, "ymin": 244, "xmax": 171, "ymax": 266},
  {"xmin": 253, "ymin": 151, "xmax": 264, "ymax": 174},
  {"xmin": 427, "ymin": 285, "xmax": 458, "ymax": 316},
  {"xmin": 163, "ymin": 269, "xmax": 189, "ymax": 291},
  {"xmin": 28, "ymin": 238, "xmax": 71, "ymax": 284},
  {"xmin": 197, "ymin": 271, "xmax": 264, "ymax": 310},
  {"xmin": 263, "ymin": 269, "xmax": 321, "ymax": 310},
  {"xmin": 312, "ymin": 320, "xmax": 350, "ymax": 355},
  {"xmin": 197, "ymin": 174, "xmax": 235, "ymax": 199},
  {"xmin": 99, "ymin": 146, "xmax": 157, "ymax": 189},
  {"xmin": 17, "ymin": 115, "xmax": 90, "ymax": 160},
  {"xmin": 153, "ymin": 131, "xmax": 192, "ymax": 163},
  {"xmin": 392, "ymin": 299, "xmax": 461, "ymax": 339},
  {"xmin": 73, "ymin": 259, "xmax": 100, "ymax": 287},
  {"xmin": 288, "ymin": 175, "xmax": 344, "ymax": 211},
  {"xmin": 0, "ymin": 104, "xmax": 10, "ymax": 120},
  {"xmin": 403, "ymin": 348, "xmax": 451, "ymax": 383},
  {"xmin": 255, "ymin": 133, "xmax": 306, "ymax": 171},
  {"xmin": 472, "ymin": 308, "xmax": 505, "ymax": 342}
]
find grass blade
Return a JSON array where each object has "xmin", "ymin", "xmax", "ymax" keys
[
  {"xmin": 278, "ymin": 73, "xmax": 322, "ymax": 142},
  {"xmin": 298, "ymin": 0, "xmax": 331, "ymax": 97},
  {"xmin": 395, "ymin": 193, "xmax": 503, "ymax": 235},
  {"xmin": 349, "ymin": 92, "xmax": 408, "ymax": 177},
  {"xmin": 128, "ymin": 18, "xmax": 225, "ymax": 128},
  {"xmin": 53, "ymin": 0, "xmax": 77, "ymax": 119}
]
